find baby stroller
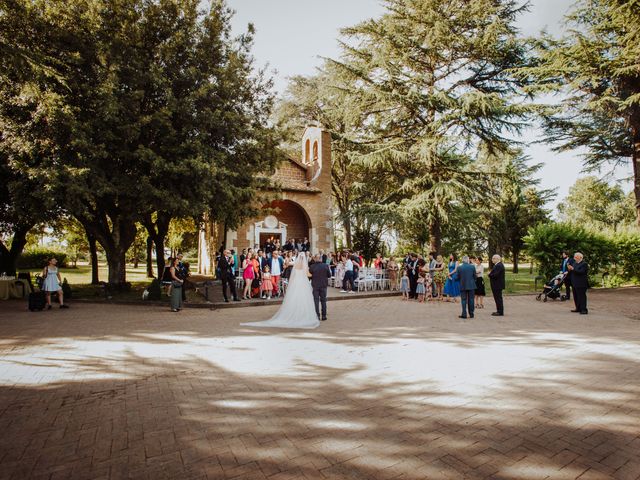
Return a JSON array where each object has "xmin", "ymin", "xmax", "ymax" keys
[{"xmin": 536, "ymin": 272, "xmax": 568, "ymax": 302}]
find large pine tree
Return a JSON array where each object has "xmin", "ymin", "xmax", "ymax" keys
[
  {"xmin": 524, "ymin": 0, "xmax": 640, "ymax": 225},
  {"xmin": 328, "ymin": 0, "xmax": 533, "ymax": 251}
]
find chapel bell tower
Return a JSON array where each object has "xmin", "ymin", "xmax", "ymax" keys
[{"xmin": 302, "ymin": 124, "xmax": 329, "ymax": 184}]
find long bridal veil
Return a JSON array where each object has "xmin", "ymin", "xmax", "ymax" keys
[{"xmin": 241, "ymin": 253, "xmax": 320, "ymax": 329}]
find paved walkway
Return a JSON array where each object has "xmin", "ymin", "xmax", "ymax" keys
[{"xmin": 0, "ymin": 288, "xmax": 639, "ymax": 479}]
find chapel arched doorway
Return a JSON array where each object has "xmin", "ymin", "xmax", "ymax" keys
[{"xmin": 255, "ymin": 200, "xmax": 311, "ymax": 248}]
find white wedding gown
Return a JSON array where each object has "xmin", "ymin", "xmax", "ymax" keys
[{"xmin": 241, "ymin": 254, "xmax": 320, "ymax": 329}]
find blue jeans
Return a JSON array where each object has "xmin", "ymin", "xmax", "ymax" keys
[
  {"xmin": 460, "ymin": 289, "xmax": 475, "ymax": 317},
  {"xmin": 343, "ymin": 270, "xmax": 355, "ymax": 291}
]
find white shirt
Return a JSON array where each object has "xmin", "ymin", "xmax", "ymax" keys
[
  {"xmin": 271, "ymin": 256, "xmax": 281, "ymax": 276},
  {"xmin": 345, "ymin": 259, "xmax": 353, "ymax": 272}
]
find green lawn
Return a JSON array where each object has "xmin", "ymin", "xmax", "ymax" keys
[
  {"xmin": 24, "ymin": 263, "xmax": 152, "ymax": 285},
  {"xmin": 503, "ymin": 269, "xmax": 541, "ymax": 294},
  {"xmin": 21, "ymin": 262, "xmax": 206, "ymax": 304}
]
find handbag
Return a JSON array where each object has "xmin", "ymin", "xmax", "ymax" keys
[
  {"xmin": 171, "ymin": 280, "xmax": 183, "ymax": 288},
  {"xmin": 36, "ymin": 267, "xmax": 47, "ymax": 290}
]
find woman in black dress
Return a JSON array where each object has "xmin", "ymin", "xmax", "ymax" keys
[{"xmin": 473, "ymin": 255, "xmax": 486, "ymax": 309}]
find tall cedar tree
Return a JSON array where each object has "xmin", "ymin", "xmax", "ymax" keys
[
  {"xmin": 274, "ymin": 67, "xmax": 394, "ymax": 251},
  {"xmin": 0, "ymin": 0, "xmax": 279, "ymax": 285},
  {"xmin": 523, "ymin": 0, "xmax": 640, "ymax": 225},
  {"xmin": 328, "ymin": 0, "xmax": 533, "ymax": 252},
  {"xmin": 476, "ymin": 148, "xmax": 553, "ymax": 271}
]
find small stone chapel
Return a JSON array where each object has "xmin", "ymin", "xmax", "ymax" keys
[{"xmin": 197, "ymin": 125, "xmax": 334, "ymax": 275}]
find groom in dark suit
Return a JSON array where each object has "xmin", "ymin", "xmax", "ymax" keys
[
  {"xmin": 309, "ymin": 254, "xmax": 331, "ymax": 321},
  {"xmin": 457, "ymin": 256, "xmax": 477, "ymax": 319},
  {"xmin": 219, "ymin": 250, "xmax": 240, "ymax": 303}
]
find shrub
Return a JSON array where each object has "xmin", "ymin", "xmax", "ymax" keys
[
  {"xmin": 602, "ymin": 272, "xmax": 626, "ymax": 288},
  {"xmin": 524, "ymin": 223, "xmax": 616, "ymax": 282},
  {"xmin": 611, "ymin": 230, "xmax": 640, "ymax": 282},
  {"xmin": 146, "ymin": 279, "xmax": 162, "ymax": 301},
  {"xmin": 17, "ymin": 248, "xmax": 68, "ymax": 269}
]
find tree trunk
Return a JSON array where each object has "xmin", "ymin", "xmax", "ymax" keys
[
  {"xmin": 512, "ymin": 250, "xmax": 519, "ymax": 274},
  {"xmin": 632, "ymin": 126, "xmax": 640, "ymax": 227},
  {"xmin": 429, "ymin": 216, "xmax": 442, "ymax": 253},
  {"xmin": 87, "ymin": 232, "xmax": 99, "ymax": 285},
  {"xmin": 487, "ymin": 237, "xmax": 497, "ymax": 269},
  {"xmin": 146, "ymin": 236, "xmax": 154, "ymax": 277},
  {"xmin": 104, "ymin": 246, "xmax": 128, "ymax": 285},
  {"xmin": 142, "ymin": 212, "xmax": 171, "ymax": 281},
  {"xmin": 78, "ymin": 215, "xmax": 137, "ymax": 288},
  {"xmin": 343, "ymin": 216, "xmax": 353, "ymax": 249},
  {"xmin": 0, "ymin": 224, "xmax": 32, "ymax": 276}
]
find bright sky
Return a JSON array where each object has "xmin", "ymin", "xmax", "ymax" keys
[{"xmin": 227, "ymin": 0, "xmax": 633, "ymax": 208}]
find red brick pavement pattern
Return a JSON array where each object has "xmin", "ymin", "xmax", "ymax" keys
[{"xmin": 0, "ymin": 289, "xmax": 639, "ymax": 479}]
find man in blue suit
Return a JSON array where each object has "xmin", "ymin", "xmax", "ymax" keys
[{"xmin": 457, "ymin": 255, "xmax": 477, "ymax": 319}]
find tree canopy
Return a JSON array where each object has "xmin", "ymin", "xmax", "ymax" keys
[
  {"xmin": 522, "ymin": 0, "xmax": 640, "ymax": 225},
  {"xmin": 326, "ymin": 0, "xmax": 536, "ymax": 251},
  {"xmin": 559, "ymin": 176, "xmax": 635, "ymax": 230},
  {"xmin": 0, "ymin": 0, "xmax": 280, "ymax": 284}
]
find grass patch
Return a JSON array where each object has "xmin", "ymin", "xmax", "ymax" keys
[{"xmin": 20, "ymin": 262, "xmax": 209, "ymax": 304}]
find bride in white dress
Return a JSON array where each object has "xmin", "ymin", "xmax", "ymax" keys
[{"xmin": 241, "ymin": 253, "xmax": 320, "ymax": 329}]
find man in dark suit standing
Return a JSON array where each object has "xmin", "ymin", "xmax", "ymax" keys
[
  {"xmin": 219, "ymin": 250, "xmax": 240, "ymax": 302},
  {"xmin": 309, "ymin": 254, "xmax": 331, "ymax": 321},
  {"xmin": 560, "ymin": 251, "xmax": 574, "ymax": 300},
  {"xmin": 568, "ymin": 252, "xmax": 589, "ymax": 314},
  {"xmin": 257, "ymin": 250, "xmax": 268, "ymax": 272},
  {"xmin": 406, "ymin": 253, "xmax": 419, "ymax": 299},
  {"xmin": 488, "ymin": 254, "xmax": 505, "ymax": 316},
  {"xmin": 457, "ymin": 256, "xmax": 477, "ymax": 319},
  {"xmin": 264, "ymin": 238, "xmax": 275, "ymax": 258}
]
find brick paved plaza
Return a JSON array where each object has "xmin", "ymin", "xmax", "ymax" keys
[{"xmin": 0, "ymin": 289, "xmax": 639, "ymax": 480}]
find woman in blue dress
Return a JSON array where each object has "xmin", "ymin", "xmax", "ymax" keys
[
  {"xmin": 443, "ymin": 254, "xmax": 460, "ymax": 302},
  {"xmin": 41, "ymin": 258, "xmax": 69, "ymax": 309}
]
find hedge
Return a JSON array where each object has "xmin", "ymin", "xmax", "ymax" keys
[
  {"xmin": 525, "ymin": 223, "xmax": 640, "ymax": 284},
  {"xmin": 524, "ymin": 223, "xmax": 616, "ymax": 282},
  {"xmin": 17, "ymin": 248, "xmax": 68, "ymax": 269},
  {"xmin": 611, "ymin": 231, "xmax": 640, "ymax": 281}
]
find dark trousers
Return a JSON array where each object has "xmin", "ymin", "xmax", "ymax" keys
[
  {"xmin": 221, "ymin": 276, "xmax": 238, "ymax": 301},
  {"xmin": 493, "ymin": 288, "xmax": 504, "ymax": 314},
  {"xmin": 408, "ymin": 274, "xmax": 418, "ymax": 299},
  {"xmin": 313, "ymin": 286, "xmax": 328, "ymax": 319},
  {"xmin": 572, "ymin": 286, "xmax": 588, "ymax": 312},
  {"xmin": 460, "ymin": 289, "xmax": 475, "ymax": 317},
  {"xmin": 564, "ymin": 277, "xmax": 571, "ymax": 299},
  {"xmin": 343, "ymin": 271, "xmax": 355, "ymax": 291}
]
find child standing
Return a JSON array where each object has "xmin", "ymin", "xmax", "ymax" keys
[
  {"xmin": 425, "ymin": 274, "xmax": 434, "ymax": 302},
  {"xmin": 400, "ymin": 270, "xmax": 410, "ymax": 300},
  {"xmin": 261, "ymin": 266, "xmax": 273, "ymax": 299},
  {"xmin": 416, "ymin": 273, "xmax": 426, "ymax": 303}
]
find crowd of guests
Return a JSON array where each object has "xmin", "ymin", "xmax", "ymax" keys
[
  {"xmin": 183, "ymin": 241, "xmax": 590, "ymax": 317},
  {"xmin": 360, "ymin": 252, "xmax": 505, "ymax": 317},
  {"xmin": 212, "ymin": 230, "xmax": 593, "ymax": 316},
  {"xmin": 214, "ymin": 239, "xmax": 365, "ymax": 302}
]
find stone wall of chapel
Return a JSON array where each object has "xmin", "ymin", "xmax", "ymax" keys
[{"xmin": 198, "ymin": 127, "xmax": 334, "ymax": 274}]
